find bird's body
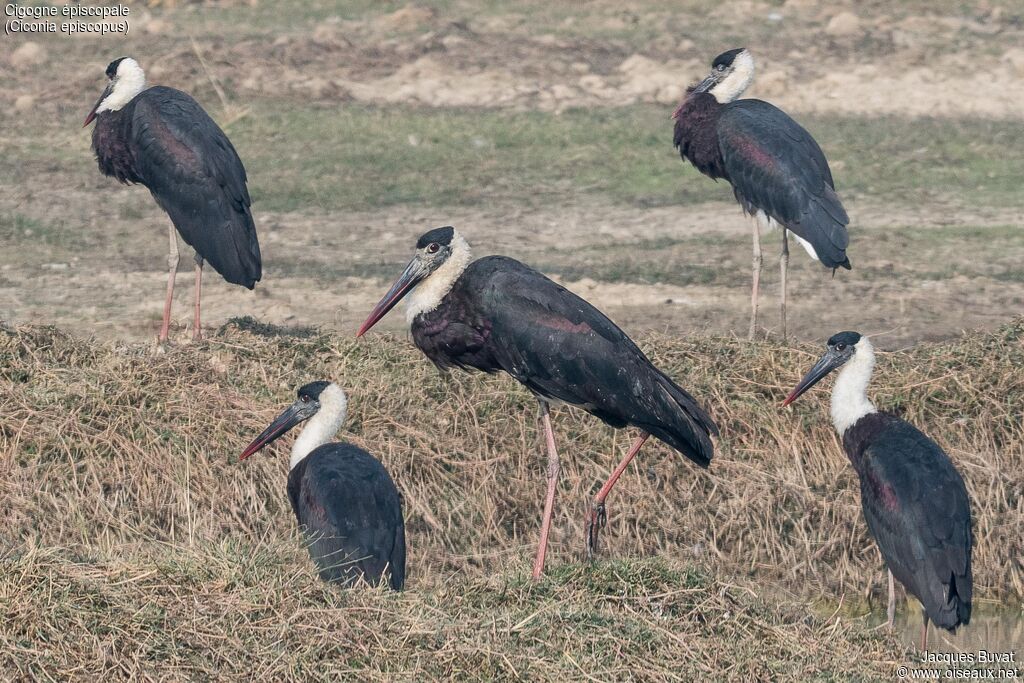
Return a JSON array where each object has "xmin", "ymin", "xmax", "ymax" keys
[
  {"xmin": 411, "ymin": 255, "xmax": 716, "ymax": 466},
  {"xmin": 673, "ymin": 95, "xmax": 849, "ymax": 270},
  {"xmin": 240, "ymin": 382, "xmax": 405, "ymax": 590},
  {"xmin": 843, "ymin": 412, "xmax": 972, "ymax": 631},
  {"xmin": 358, "ymin": 227, "xmax": 717, "ymax": 577},
  {"xmin": 85, "ymin": 57, "xmax": 260, "ymax": 341},
  {"xmin": 673, "ymin": 49, "xmax": 850, "ymax": 339},
  {"xmin": 783, "ymin": 332, "xmax": 972, "ymax": 647},
  {"xmin": 287, "ymin": 443, "xmax": 406, "ymax": 589},
  {"xmin": 91, "ymin": 86, "xmax": 261, "ymax": 288}
]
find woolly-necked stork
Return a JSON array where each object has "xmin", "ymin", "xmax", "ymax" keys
[
  {"xmin": 673, "ymin": 48, "xmax": 850, "ymax": 340},
  {"xmin": 357, "ymin": 227, "xmax": 718, "ymax": 578},
  {"xmin": 782, "ymin": 332, "xmax": 972, "ymax": 649},
  {"xmin": 84, "ymin": 56, "xmax": 261, "ymax": 342},
  {"xmin": 240, "ymin": 381, "xmax": 406, "ymax": 590}
]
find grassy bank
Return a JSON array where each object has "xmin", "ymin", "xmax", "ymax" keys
[
  {"xmin": 2, "ymin": 318, "xmax": 1021, "ymax": 587},
  {"xmin": 0, "ymin": 319, "xmax": 1021, "ymax": 677},
  {"xmin": 0, "ymin": 550, "xmax": 899, "ymax": 680}
]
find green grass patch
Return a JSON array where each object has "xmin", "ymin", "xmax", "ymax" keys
[{"xmin": 225, "ymin": 103, "xmax": 1024, "ymax": 213}]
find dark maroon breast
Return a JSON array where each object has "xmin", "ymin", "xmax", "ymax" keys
[
  {"xmin": 410, "ymin": 289, "xmax": 496, "ymax": 373},
  {"xmin": 91, "ymin": 105, "xmax": 142, "ymax": 185},
  {"xmin": 672, "ymin": 92, "xmax": 728, "ymax": 180}
]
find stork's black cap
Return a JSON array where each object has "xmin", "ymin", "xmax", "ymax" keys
[
  {"xmin": 297, "ymin": 380, "xmax": 331, "ymax": 401},
  {"xmin": 416, "ymin": 226, "xmax": 455, "ymax": 249},
  {"xmin": 105, "ymin": 57, "xmax": 129, "ymax": 78},
  {"xmin": 827, "ymin": 331, "xmax": 862, "ymax": 347},
  {"xmin": 712, "ymin": 48, "xmax": 745, "ymax": 68}
]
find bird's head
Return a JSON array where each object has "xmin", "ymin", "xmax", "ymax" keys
[
  {"xmin": 689, "ymin": 48, "xmax": 755, "ymax": 104},
  {"xmin": 357, "ymin": 226, "xmax": 472, "ymax": 335},
  {"xmin": 84, "ymin": 56, "xmax": 146, "ymax": 127},
  {"xmin": 781, "ymin": 331, "xmax": 865, "ymax": 406},
  {"xmin": 240, "ymin": 381, "xmax": 345, "ymax": 460}
]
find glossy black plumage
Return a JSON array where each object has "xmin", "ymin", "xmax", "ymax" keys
[
  {"xmin": 91, "ymin": 85, "xmax": 261, "ymax": 288},
  {"xmin": 843, "ymin": 412, "xmax": 972, "ymax": 631},
  {"xmin": 412, "ymin": 255, "xmax": 718, "ymax": 465},
  {"xmin": 674, "ymin": 92, "xmax": 850, "ymax": 270},
  {"xmin": 286, "ymin": 443, "xmax": 406, "ymax": 590}
]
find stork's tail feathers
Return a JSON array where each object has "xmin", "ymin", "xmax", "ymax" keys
[
  {"xmin": 932, "ymin": 572, "xmax": 971, "ymax": 632},
  {"xmin": 645, "ymin": 375, "xmax": 718, "ymax": 468},
  {"xmin": 209, "ymin": 210, "xmax": 262, "ymax": 289},
  {"xmin": 801, "ymin": 187, "xmax": 851, "ymax": 271}
]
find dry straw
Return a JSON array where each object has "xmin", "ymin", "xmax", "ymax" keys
[{"xmin": 1, "ymin": 318, "xmax": 1021, "ymax": 679}]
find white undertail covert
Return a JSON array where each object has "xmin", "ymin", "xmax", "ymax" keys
[
  {"xmin": 405, "ymin": 231, "xmax": 472, "ymax": 323},
  {"xmin": 830, "ymin": 337, "xmax": 878, "ymax": 435},
  {"xmin": 290, "ymin": 383, "xmax": 348, "ymax": 470}
]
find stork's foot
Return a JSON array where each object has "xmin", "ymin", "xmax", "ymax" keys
[
  {"xmin": 585, "ymin": 502, "xmax": 607, "ymax": 560},
  {"xmin": 192, "ymin": 327, "xmax": 203, "ymax": 342}
]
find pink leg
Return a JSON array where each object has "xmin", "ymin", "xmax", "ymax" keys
[
  {"xmin": 749, "ymin": 216, "xmax": 763, "ymax": 340},
  {"xmin": 780, "ymin": 227, "xmax": 789, "ymax": 342},
  {"xmin": 193, "ymin": 256, "xmax": 204, "ymax": 341},
  {"xmin": 586, "ymin": 432, "xmax": 650, "ymax": 558},
  {"xmin": 159, "ymin": 225, "xmax": 179, "ymax": 343},
  {"xmin": 919, "ymin": 611, "xmax": 929, "ymax": 651},
  {"xmin": 532, "ymin": 402, "xmax": 561, "ymax": 580},
  {"xmin": 886, "ymin": 569, "xmax": 896, "ymax": 629}
]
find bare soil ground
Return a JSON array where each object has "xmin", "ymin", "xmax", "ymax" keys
[{"xmin": 2, "ymin": 199, "xmax": 1023, "ymax": 348}]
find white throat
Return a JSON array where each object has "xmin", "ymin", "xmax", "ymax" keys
[
  {"xmin": 97, "ymin": 57, "xmax": 146, "ymax": 114},
  {"xmin": 405, "ymin": 231, "xmax": 472, "ymax": 323},
  {"xmin": 710, "ymin": 51, "xmax": 755, "ymax": 103},
  {"xmin": 291, "ymin": 384, "xmax": 348, "ymax": 469},
  {"xmin": 830, "ymin": 338, "xmax": 878, "ymax": 435}
]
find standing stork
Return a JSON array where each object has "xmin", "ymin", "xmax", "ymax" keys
[
  {"xmin": 357, "ymin": 227, "xmax": 717, "ymax": 578},
  {"xmin": 673, "ymin": 48, "xmax": 850, "ymax": 340},
  {"xmin": 240, "ymin": 381, "xmax": 406, "ymax": 590},
  {"xmin": 84, "ymin": 57, "xmax": 261, "ymax": 342},
  {"xmin": 782, "ymin": 332, "xmax": 972, "ymax": 649}
]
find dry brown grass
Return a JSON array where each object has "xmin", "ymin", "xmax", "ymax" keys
[{"xmin": 1, "ymin": 318, "xmax": 1021, "ymax": 679}]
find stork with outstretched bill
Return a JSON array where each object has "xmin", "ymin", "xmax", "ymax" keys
[
  {"xmin": 240, "ymin": 381, "xmax": 406, "ymax": 590},
  {"xmin": 673, "ymin": 48, "xmax": 850, "ymax": 340},
  {"xmin": 782, "ymin": 332, "xmax": 972, "ymax": 649},
  {"xmin": 357, "ymin": 227, "xmax": 718, "ymax": 578},
  {"xmin": 84, "ymin": 57, "xmax": 261, "ymax": 342}
]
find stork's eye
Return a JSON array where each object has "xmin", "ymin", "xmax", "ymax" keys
[
  {"xmin": 426, "ymin": 243, "xmax": 440, "ymax": 254},
  {"xmin": 716, "ymin": 64, "xmax": 727, "ymax": 72},
  {"xmin": 300, "ymin": 395, "xmax": 311, "ymax": 403},
  {"xmin": 835, "ymin": 343, "xmax": 847, "ymax": 352}
]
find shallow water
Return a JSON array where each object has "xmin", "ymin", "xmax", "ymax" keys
[{"xmin": 869, "ymin": 608, "xmax": 1023, "ymax": 654}]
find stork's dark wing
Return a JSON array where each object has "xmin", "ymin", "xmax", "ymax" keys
[
  {"xmin": 130, "ymin": 86, "xmax": 261, "ymax": 288},
  {"xmin": 858, "ymin": 421, "xmax": 972, "ymax": 630},
  {"xmin": 718, "ymin": 99, "xmax": 850, "ymax": 269},
  {"xmin": 472, "ymin": 257, "xmax": 716, "ymax": 466},
  {"xmin": 298, "ymin": 445, "xmax": 406, "ymax": 590}
]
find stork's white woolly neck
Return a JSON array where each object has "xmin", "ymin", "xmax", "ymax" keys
[
  {"xmin": 830, "ymin": 338, "xmax": 877, "ymax": 435},
  {"xmin": 405, "ymin": 231, "xmax": 472, "ymax": 323},
  {"xmin": 711, "ymin": 50, "xmax": 755, "ymax": 103},
  {"xmin": 97, "ymin": 57, "xmax": 146, "ymax": 114},
  {"xmin": 291, "ymin": 384, "xmax": 348, "ymax": 469}
]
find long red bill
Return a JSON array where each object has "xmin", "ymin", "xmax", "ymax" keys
[
  {"xmin": 356, "ymin": 259, "xmax": 424, "ymax": 337},
  {"xmin": 83, "ymin": 86, "xmax": 110, "ymax": 128},
  {"xmin": 780, "ymin": 351, "xmax": 842, "ymax": 407},
  {"xmin": 239, "ymin": 404, "xmax": 305, "ymax": 460}
]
